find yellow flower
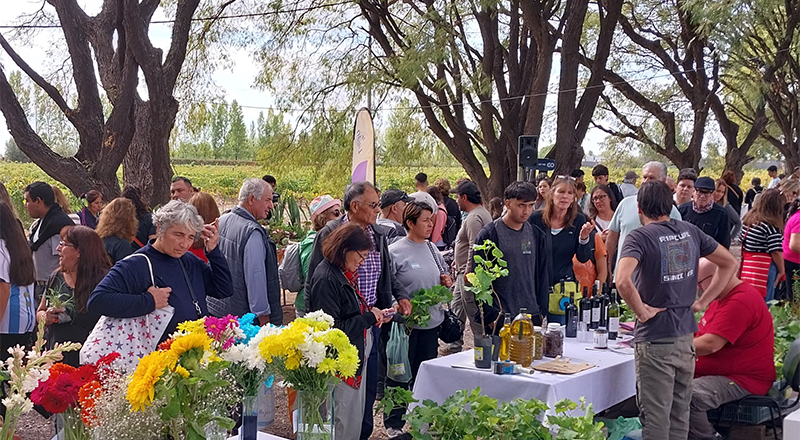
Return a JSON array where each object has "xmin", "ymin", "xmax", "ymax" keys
[
  {"xmin": 176, "ymin": 319, "xmax": 206, "ymax": 335},
  {"xmin": 127, "ymin": 351, "xmax": 172, "ymax": 411},
  {"xmin": 169, "ymin": 332, "xmax": 212, "ymax": 359},
  {"xmin": 295, "ymin": 317, "xmax": 330, "ymax": 332},
  {"xmin": 175, "ymin": 365, "xmax": 190, "ymax": 378},
  {"xmin": 316, "ymin": 358, "xmax": 337, "ymax": 375}
]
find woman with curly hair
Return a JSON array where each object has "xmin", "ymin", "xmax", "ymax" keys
[{"xmin": 95, "ymin": 198, "xmax": 138, "ymax": 264}]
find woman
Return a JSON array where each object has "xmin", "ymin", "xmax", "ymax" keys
[
  {"xmin": 294, "ymin": 195, "xmax": 341, "ymax": 317},
  {"xmin": 51, "ymin": 186, "xmax": 80, "ymax": 225},
  {"xmin": 783, "ymin": 197, "xmax": 800, "ymax": 300},
  {"xmin": 187, "ymin": 192, "xmax": 221, "ymax": 263},
  {"xmin": 88, "ymin": 201, "xmax": 233, "ymax": 341},
  {"xmin": 77, "ymin": 190, "xmax": 103, "ymax": 229},
  {"xmin": 0, "ymin": 202, "xmax": 37, "ymax": 359},
  {"xmin": 780, "ymin": 180, "xmax": 800, "ymax": 220},
  {"xmin": 426, "ymin": 186, "xmax": 448, "ymax": 249},
  {"xmin": 307, "ymin": 223, "xmax": 394, "ymax": 440},
  {"xmin": 529, "ymin": 178, "xmax": 595, "ymax": 323},
  {"xmin": 588, "ymin": 184, "xmax": 618, "ymax": 241},
  {"xmin": 713, "ymin": 179, "xmax": 743, "ymax": 242},
  {"xmin": 740, "ymin": 189, "xmax": 785, "ymax": 301},
  {"xmin": 37, "ymin": 226, "xmax": 110, "ymax": 366},
  {"xmin": 121, "ymin": 186, "xmax": 156, "ymax": 250},
  {"xmin": 95, "ymin": 198, "xmax": 138, "ymax": 264},
  {"xmin": 576, "ymin": 182, "xmax": 591, "ymax": 216},
  {"xmin": 383, "ymin": 202, "xmax": 453, "ymax": 436},
  {"xmin": 534, "ymin": 178, "xmax": 551, "ymax": 211},
  {"xmin": 722, "ymin": 170, "xmax": 744, "ymax": 215}
]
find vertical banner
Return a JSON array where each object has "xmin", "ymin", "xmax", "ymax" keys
[{"xmin": 352, "ymin": 107, "xmax": 375, "ymax": 184}]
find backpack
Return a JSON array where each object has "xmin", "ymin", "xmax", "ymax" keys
[
  {"xmin": 442, "ymin": 215, "xmax": 458, "ymax": 246},
  {"xmin": 278, "ymin": 242, "xmax": 304, "ymax": 292}
]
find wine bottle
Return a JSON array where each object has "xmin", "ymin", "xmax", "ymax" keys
[
  {"xmin": 600, "ymin": 282, "xmax": 611, "ymax": 328},
  {"xmin": 579, "ymin": 286, "xmax": 591, "ymax": 326},
  {"xmin": 565, "ymin": 291, "xmax": 578, "ymax": 338},
  {"xmin": 608, "ymin": 290, "xmax": 620, "ymax": 340},
  {"xmin": 590, "ymin": 282, "xmax": 601, "ymax": 330}
]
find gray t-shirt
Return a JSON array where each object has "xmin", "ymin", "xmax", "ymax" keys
[
  {"xmin": 388, "ymin": 237, "xmax": 448, "ymax": 329},
  {"xmin": 32, "ymin": 235, "xmax": 61, "ymax": 282},
  {"xmin": 621, "ymin": 219, "xmax": 718, "ymax": 342},
  {"xmin": 454, "ymin": 206, "xmax": 492, "ymax": 274}
]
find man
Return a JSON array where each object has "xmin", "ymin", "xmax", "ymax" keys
[
  {"xmin": 678, "ymin": 176, "xmax": 731, "ymax": 248},
  {"xmin": 414, "ymin": 172, "xmax": 428, "ymax": 192},
  {"xmin": 689, "ymin": 259, "xmax": 776, "ymax": 440},
  {"xmin": 448, "ymin": 180, "xmax": 492, "ymax": 351},
  {"xmin": 262, "ymin": 174, "xmax": 277, "ymax": 189},
  {"xmin": 24, "ymin": 182, "xmax": 74, "ymax": 294},
  {"xmin": 666, "ymin": 176, "xmax": 677, "ymax": 194},
  {"xmin": 767, "ymin": 165, "xmax": 781, "ymax": 189},
  {"xmin": 744, "ymin": 177, "xmax": 764, "ymax": 211},
  {"xmin": 434, "ymin": 177, "xmax": 462, "ymax": 237},
  {"xmin": 376, "ymin": 188, "xmax": 412, "ymax": 240},
  {"xmin": 170, "ymin": 176, "xmax": 195, "ymax": 202},
  {"xmin": 305, "ymin": 181, "xmax": 411, "ymax": 440},
  {"xmin": 675, "ymin": 168, "xmax": 697, "ymax": 206},
  {"xmin": 616, "ymin": 180, "xmax": 738, "ymax": 440},
  {"xmin": 592, "ymin": 164, "xmax": 624, "ymax": 202},
  {"xmin": 208, "ymin": 178, "xmax": 283, "ymax": 325},
  {"xmin": 570, "ymin": 169, "xmax": 585, "ymax": 185},
  {"xmin": 605, "ymin": 162, "xmax": 682, "ymax": 278},
  {"xmin": 474, "ymin": 181, "xmax": 548, "ymax": 327},
  {"xmin": 619, "ymin": 171, "xmax": 639, "ymax": 198}
]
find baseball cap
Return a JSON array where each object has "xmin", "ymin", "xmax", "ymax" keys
[
  {"xmin": 379, "ymin": 189, "xmax": 413, "ymax": 209},
  {"xmin": 694, "ymin": 177, "xmax": 716, "ymax": 192},
  {"xmin": 451, "ymin": 180, "xmax": 480, "ymax": 198}
]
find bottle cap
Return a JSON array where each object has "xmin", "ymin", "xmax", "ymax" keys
[
  {"xmin": 520, "ymin": 307, "xmax": 527, "ymax": 314},
  {"xmin": 534, "ymin": 326, "xmax": 542, "ymax": 332},
  {"xmin": 547, "ymin": 323, "xmax": 561, "ymax": 331}
]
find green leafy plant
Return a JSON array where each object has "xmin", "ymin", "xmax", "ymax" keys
[
  {"xmin": 465, "ymin": 240, "xmax": 508, "ymax": 336},
  {"xmin": 405, "ymin": 285, "xmax": 454, "ymax": 331},
  {"xmin": 379, "ymin": 386, "xmax": 604, "ymax": 440},
  {"xmin": 45, "ymin": 280, "xmax": 75, "ymax": 310},
  {"xmin": 769, "ymin": 298, "xmax": 800, "ymax": 377}
]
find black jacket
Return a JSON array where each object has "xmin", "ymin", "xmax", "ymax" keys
[
  {"xmin": 308, "ymin": 259, "xmax": 377, "ymax": 376},
  {"xmin": 528, "ymin": 211, "xmax": 594, "ymax": 285},
  {"xmin": 305, "ymin": 216, "xmax": 410, "ymax": 312},
  {"xmin": 678, "ymin": 202, "xmax": 732, "ymax": 248}
]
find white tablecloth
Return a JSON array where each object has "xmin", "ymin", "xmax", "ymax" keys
[
  {"xmin": 785, "ymin": 408, "xmax": 800, "ymax": 440},
  {"xmin": 227, "ymin": 433, "xmax": 287, "ymax": 440},
  {"xmin": 412, "ymin": 339, "xmax": 636, "ymax": 413}
]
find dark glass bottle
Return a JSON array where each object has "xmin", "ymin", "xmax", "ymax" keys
[
  {"xmin": 590, "ymin": 283, "xmax": 601, "ymax": 330},
  {"xmin": 565, "ymin": 291, "xmax": 578, "ymax": 338}
]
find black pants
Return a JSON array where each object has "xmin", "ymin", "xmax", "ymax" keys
[
  {"xmin": 383, "ymin": 325, "xmax": 440, "ymax": 430},
  {"xmin": 784, "ymin": 260, "xmax": 800, "ymax": 301},
  {"xmin": 360, "ymin": 325, "xmax": 381, "ymax": 440}
]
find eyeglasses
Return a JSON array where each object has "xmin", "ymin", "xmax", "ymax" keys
[
  {"xmin": 359, "ymin": 201, "xmax": 380, "ymax": 209},
  {"xmin": 58, "ymin": 241, "xmax": 75, "ymax": 248},
  {"xmin": 355, "ymin": 250, "xmax": 368, "ymax": 262},
  {"xmin": 592, "ymin": 194, "xmax": 609, "ymax": 202},
  {"xmin": 696, "ymin": 190, "xmax": 714, "ymax": 197}
]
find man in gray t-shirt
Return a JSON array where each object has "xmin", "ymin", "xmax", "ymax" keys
[{"xmin": 617, "ymin": 181, "xmax": 737, "ymax": 440}]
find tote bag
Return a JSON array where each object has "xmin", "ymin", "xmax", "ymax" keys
[{"xmin": 80, "ymin": 254, "xmax": 174, "ymax": 370}]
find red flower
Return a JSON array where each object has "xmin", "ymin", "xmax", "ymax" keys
[
  {"xmin": 96, "ymin": 352, "xmax": 120, "ymax": 367},
  {"xmin": 69, "ymin": 365, "xmax": 99, "ymax": 386},
  {"xmin": 158, "ymin": 338, "xmax": 174, "ymax": 351},
  {"xmin": 31, "ymin": 373, "xmax": 81, "ymax": 414}
]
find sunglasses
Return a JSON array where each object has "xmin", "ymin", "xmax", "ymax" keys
[{"xmin": 555, "ymin": 175, "xmax": 576, "ymax": 182}]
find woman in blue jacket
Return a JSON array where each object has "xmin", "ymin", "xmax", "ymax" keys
[{"xmin": 89, "ymin": 201, "xmax": 233, "ymax": 341}]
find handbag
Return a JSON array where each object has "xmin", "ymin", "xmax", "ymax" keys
[
  {"xmin": 80, "ymin": 254, "xmax": 175, "ymax": 370},
  {"xmin": 425, "ymin": 241, "xmax": 463, "ymax": 344}
]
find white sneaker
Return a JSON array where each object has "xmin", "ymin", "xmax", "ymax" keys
[{"xmin": 386, "ymin": 427, "xmax": 405, "ymax": 438}]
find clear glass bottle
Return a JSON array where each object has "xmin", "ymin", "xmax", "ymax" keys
[
  {"xmin": 544, "ymin": 323, "xmax": 564, "ymax": 358},
  {"xmin": 509, "ymin": 308, "xmax": 534, "ymax": 367},
  {"xmin": 533, "ymin": 326, "xmax": 544, "ymax": 360},
  {"xmin": 498, "ymin": 313, "xmax": 513, "ymax": 361}
]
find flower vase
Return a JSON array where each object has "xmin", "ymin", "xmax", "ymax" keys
[
  {"xmin": 55, "ymin": 407, "xmax": 89, "ymax": 440},
  {"xmin": 294, "ymin": 387, "xmax": 334, "ymax": 440},
  {"xmin": 240, "ymin": 395, "xmax": 258, "ymax": 440}
]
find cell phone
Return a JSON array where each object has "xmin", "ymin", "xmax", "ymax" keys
[{"xmin": 383, "ymin": 309, "xmax": 397, "ymax": 317}]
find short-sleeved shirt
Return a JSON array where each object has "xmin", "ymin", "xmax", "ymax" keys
[
  {"xmin": 621, "ymin": 219, "xmax": 718, "ymax": 342},
  {"xmin": 454, "ymin": 206, "xmax": 492, "ymax": 273},
  {"xmin": 0, "ymin": 239, "xmax": 36, "ymax": 335},
  {"xmin": 609, "ymin": 196, "xmax": 682, "ymax": 270},
  {"xmin": 784, "ymin": 211, "xmax": 800, "ymax": 264},
  {"xmin": 695, "ymin": 282, "xmax": 776, "ymax": 395},
  {"xmin": 740, "ymin": 222, "xmax": 783, "ymax": 254}
]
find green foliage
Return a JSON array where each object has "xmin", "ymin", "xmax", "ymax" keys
[
  {"xmin": 4, "ymin": 139, "xmax": 31, "ymax": 163},
  {"xmin": 548, "ymin": 398, "xmax": 606, "ymax": 440},
  {"xmin": 769, "ymin": 298, "xmax": 800, "ymax": 378},
  {"xmin": 377, "ymin": 386, "xmax": 418, "ymax": 416},
  {"xmin": 465, "ymin": 240, "xmax": 508, "ymax": 335},
  {"xmin": 405, "ymin": 285, "xmax": 454, "ymax": 330}
]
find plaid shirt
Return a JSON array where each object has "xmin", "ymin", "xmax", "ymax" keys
[{"xmin": 343, "ymin": 216, "xmax": 381, "ymax": 307}]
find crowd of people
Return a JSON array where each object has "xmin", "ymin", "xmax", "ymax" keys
[{"xmin": 0, "ymin": 162, "xmax": 794, "ymax": 439}]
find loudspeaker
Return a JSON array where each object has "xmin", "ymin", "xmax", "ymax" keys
[{"xmin": 518, "ymin": 135, "xmax": 539, "ymax": 168}]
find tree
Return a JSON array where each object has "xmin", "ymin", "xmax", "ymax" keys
[
  {"xmin": 381, "ymin": 98, "xmax": 458, "ymax": 167},
  {"xmin": 224, "ymin": 100, "xmax": 250, "ymax": 160},
  {"xmin": 4, "ymin": 138, "xmax": 30, "ymax": 163},
  {"xmin": 0, "ymin": 0, "xmax": 212, "ymax": 204},
  {"xmin": 210, "ymin": 101, "xmax": 229, "ymax": 159}
]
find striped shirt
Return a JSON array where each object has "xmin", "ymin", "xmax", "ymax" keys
[
  {"xmin": 740, "ymin": 222, "xmax": 783, "ymax": 254},
  {"xmin": 0, "ymin": 240, "xmax": 36, "ymax": 334}
]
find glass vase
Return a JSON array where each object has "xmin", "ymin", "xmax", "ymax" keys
[
  {"xmin": 55, "ymin": 407, "xmax": 89, "ymax": 440},
  {"xmin": 294, "ymin": 387, "xmax": 334, "ymax": 440},
  {"xmin": 240, "ymin": 395, "xmax": 258, "ymax": 440}
]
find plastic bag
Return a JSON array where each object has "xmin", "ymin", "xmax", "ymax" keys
[{"xmin": 386, "ymin": 322, "xmax": 412, "ymax": 383}]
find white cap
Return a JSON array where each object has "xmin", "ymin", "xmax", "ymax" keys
[{"xmin": 547, "ymin": 323, "xmax": 561, "ymax": 331}]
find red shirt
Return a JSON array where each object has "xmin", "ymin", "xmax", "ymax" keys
[
  {"xmin": 188, "ymin": 246, "xmax": 208, "ymax": 263},
  {"xmin": 695, "ymin": 282, "xmax": 776, "ymax": 395}
]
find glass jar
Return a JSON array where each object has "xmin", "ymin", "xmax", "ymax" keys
[
  {"xmin": 544, "ymin": 323, "xmax": 564, "ymax": 358},
  {"xmin": 533, "ymin": 326, "xmax": 544, "ymax": 360}
]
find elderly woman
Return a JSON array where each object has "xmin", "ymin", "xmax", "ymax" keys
[
  {"xmin": 37, "ymin": 226, "xmax": 110, "ymax": 366},
  {"xmin": 88, "ymin": 201, "xmax": 233, "ymax": 341},
  {"xmin": 96, "ymin": 198, "xmax": 138, "ymax": 264},
  {"xmin": 307, "ymin": 223, "xmax": 394, "ymax": 440}
]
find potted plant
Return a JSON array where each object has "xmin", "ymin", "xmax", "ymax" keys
[{"xmin": 464, "ymin": 240, "xmax": 508, "ymax": 368}]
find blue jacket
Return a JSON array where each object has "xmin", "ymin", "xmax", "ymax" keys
[{"xmin": 88, "ymin": 244, "xmax": 233, "ymax": 340}]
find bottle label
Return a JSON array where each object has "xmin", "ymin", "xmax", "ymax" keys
[
  {"xmin": 582, "ymin": 310, "xmax": 591, "ymax": 323},
  {"xmin": 592, "ymin": 308, "xmax": 600, "ymax": 321},
  {"xmin": 609, "ymin": 317, "xmax": 620, "ymax": 333}
]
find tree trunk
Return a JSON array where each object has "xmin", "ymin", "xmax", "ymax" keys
[{"xmin": 123, "ymin": 98, "xmax": 177, "ymax": 206}]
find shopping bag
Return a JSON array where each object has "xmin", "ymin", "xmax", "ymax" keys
[
  {"xmin": 386, "ymin": 322, "xmax": 412, "ymax": 383},
  {"xmin": 548, "ymin": 280, "xmax": 579, "ymax": 315},
  {"xmin": 79, "ymin": 254, "xmax": 174, "ymax": 370}
]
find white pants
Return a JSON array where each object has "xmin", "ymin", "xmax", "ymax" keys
[{"xmin": 333, "ymin": 329, "xmax": 373, "ymax": 440}]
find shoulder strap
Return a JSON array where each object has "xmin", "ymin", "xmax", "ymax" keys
[
  {"xmin": 425, "ymin": 240, "xmax": 446, "ymax": 275},
  {"xmin": 178, "ymin": 258, "xmax": 204, "ymax": 317},
  {"xmin": 123, "ymin": 253, "xmax": 155, "ymax": 287}
]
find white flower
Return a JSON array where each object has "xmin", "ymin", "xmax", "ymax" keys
[
  {"xmin": 2, "ymin": 394, "xmax": 33, "ymax": 414},
  {"xmin": 305, "ymin": 310, "xmax": 334, "ymax": 328},
  {"xmin": 298, "ymin": 337, "xmax": 326, "ymax": 368}
]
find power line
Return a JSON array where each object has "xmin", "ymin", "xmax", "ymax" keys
[{"xmin": 0, "ymin": 1, "xmax": 353, "ymax": 29}]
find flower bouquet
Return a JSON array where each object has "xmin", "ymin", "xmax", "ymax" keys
[
  {"xmin": 30, "ymin": 353, "xmax": 120, "ymax": 440},
  {"xmin": 0, "ymin": 321, "xmax": 81, "ymax": 440},
  {"xmin": 126, "ymin": 328, "xmax": 238, "ymax": 440},
  {"xmin": 258, "ymin": 310, "xmax": 359, "ymax": 440}
]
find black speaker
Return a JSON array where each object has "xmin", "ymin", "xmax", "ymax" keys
[{"xmin": 518, "ymin": 135, "xmax": 539, "ymax": 168}]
